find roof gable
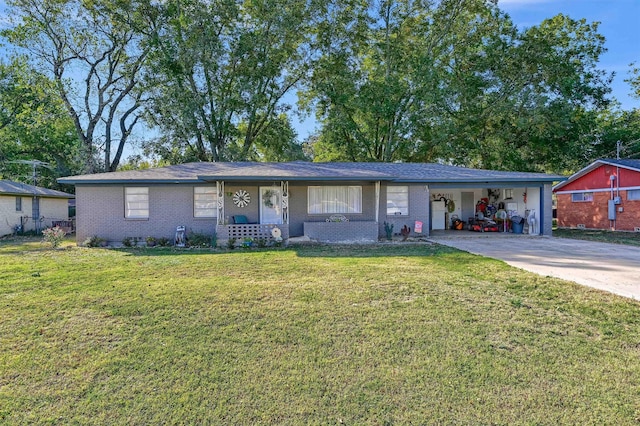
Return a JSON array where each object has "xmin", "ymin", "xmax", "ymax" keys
[{"xmin": 553, "ymin": 159, "xmax": 640, "ymax": 192}]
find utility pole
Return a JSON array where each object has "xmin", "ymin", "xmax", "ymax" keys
[{"xmin": 617, "ymin": 140, "xmax": 622, "ymax": 160}]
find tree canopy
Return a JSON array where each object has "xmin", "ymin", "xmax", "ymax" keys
[
  {"xmin": 1, "ymin": 0, "xmax": 638, "ymax": 177},
  {"xmin": 0, "ymin": 58, "xmax": 83, "ymax": 189}
]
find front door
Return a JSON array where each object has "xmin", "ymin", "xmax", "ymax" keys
[{"xmin": 260, "ymin": 187, "xmax": 283, "ymax": 224}]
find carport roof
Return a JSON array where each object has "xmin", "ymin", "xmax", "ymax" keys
[{"xmin": 58, "ymin": 161, "xmax": 564, "ymax": 185}]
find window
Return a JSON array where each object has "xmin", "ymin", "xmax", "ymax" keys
[
  {"xmin": 15, "ymin": 197, "xmax": 22, "ymax": 212},
  {"xmin": 571, "ymin": 192, "xmax": 593, "ymax": 202},
  {"xmin": 308, "ymin": 186, "xmax": 362, "ymax": 214},
  {"xmin": 387, "ymin": 186, "xmax": 409, "ymax": 215},
  {"xmin": 125, "ymin": 187, "xmax": 149, "ymax": 218},
  {"xmin": 503, "ymin": 188, "xmax": 513, "ymax": 199},
  {"xmin": 194, "ymin": 187, "xmax": 218, "ymax": 218},
  {"xmin": 628, "ymin": 189, "xmax": 640, "ymax": 201}
]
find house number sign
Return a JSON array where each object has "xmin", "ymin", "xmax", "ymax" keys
[{"xmin": 233, "ymin": 189, "xmax": 251, "ymax": 208}]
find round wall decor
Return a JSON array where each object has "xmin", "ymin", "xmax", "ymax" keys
[{"xmin": 233, "ymin": 189, "xmax": 251, "ymax": 208}]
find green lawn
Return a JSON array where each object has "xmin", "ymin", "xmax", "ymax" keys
[
  {"xmin": 2, "ymin": 238, "xmax": 640, "ymax": 424},
  {"xmin": 554, "ymin": 228, "xmax": 640, "ymax": 246}
]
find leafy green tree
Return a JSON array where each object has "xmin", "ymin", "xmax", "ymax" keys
[
  {"xmin": 3, "ymin": 0, "xmax": 154, "ymax": 172},
  {"xmin": 144, "ymin": 0, "xmax": 316, "ymax": 162},
  {"xmin": 309, "ymin": 0, "xmax": 498, "ymax": 162},
  {"xmin": 627, "ymin": 64, "xmax": 640, "ymax": 99},
  {"xmin": 0, "ymin": 59, "xmax": 83, "ymax": 189},
  {"xmin": 309, "ymin": 1, "xmax": 612, "ymax": 173},
  {"xmin": 440, "ymin": 13, "xmax": 611, "ymax": 172}
]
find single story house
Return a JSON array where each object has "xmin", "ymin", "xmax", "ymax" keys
[
  {"xmin": 0, "ymin": 180, "xmax": 75, "ymax": 236},
  {"xmin": 58, "ymin": 162, "xmax": 563, "ymax": 245},
  {"xmin": 553, "ymin": 159, "xmax": 640, "ymax": 232}
]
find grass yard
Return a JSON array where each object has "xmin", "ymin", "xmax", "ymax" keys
[
  {"xmin": 554, "ymin": 228, "xmax": 640, "ymax": 246},
  {"xmin": 2, "ymin": 238, "xmax": 640, "ymax": 424}
]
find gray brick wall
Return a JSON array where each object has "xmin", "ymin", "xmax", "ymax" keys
[
  {"xmin": 304, "ymin": 221, "xmax": 379, "ymax": 243},
  {"xmin": 378, "ymin": 184, "xmax": 430, "ymax": 238},
  {"xmin": 75, "ymin": 182, "xmax": 434, "ymax": 243},
  {"xmin": 76, "ymin": 184, "xmax": 217, "ymax": 244}
]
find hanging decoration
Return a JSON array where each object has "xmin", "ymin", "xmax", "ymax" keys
[
  {"xmin": 263, "ymin": 189, "xmax": 277, "ymax": 208},
  {"xmin": 233, "ymin": 189, "xmax": 251, "ymax": 208}
]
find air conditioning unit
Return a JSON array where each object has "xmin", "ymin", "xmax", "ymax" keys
[{"xmin": 577, "ymin": 224, "xmax": 586, "ymax": 230}]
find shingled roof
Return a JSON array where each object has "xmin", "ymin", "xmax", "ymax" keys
[
  {"xmin": 553, "ymin": 158, "xmax": 640, "ymax": 191},
  {"xmin": 0, "ymin": 180, "xmax": 74, "ymax": 198},
  {"xmin": 58, "ymin": 162, "xmax": 564, "ymax": 185}
]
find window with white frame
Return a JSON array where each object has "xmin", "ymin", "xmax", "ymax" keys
[
  {"xmin": 571, "ymin": 192, "xmax": 594, "ymax": 202},
  {"xmin": 628, "ymin": 189, "xmax": 640, "ymax": 201},
  {"xmin": 194, "ymin": 187, "xmax": 218, "ymax": 217},
  {"xmin": 387, "ymin": 186, "xmax": 409, "ymax": 215},
  {"xmin": 15, "ymin": 196, "xmax": 22, "ymax": 212},
  {"xmin": 308, "ymin": 186, "xmax": 362, "ymax": 214},
  {"xmin": 125, "ymin": 187, "xmax": 149, "ymax": 218}
]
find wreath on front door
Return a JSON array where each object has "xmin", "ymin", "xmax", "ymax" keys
[
  {"xmin": 263, "ymin": 189, "xmax": 278, "ymax": 208},
  {"xmin": 233, "ymin": 189, "xmax": 251, "ymax": 208}
]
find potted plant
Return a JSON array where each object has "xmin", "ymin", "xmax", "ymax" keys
[{"xmin": 384, "ymin": 221, "xmax": 394, "ymax": 241}]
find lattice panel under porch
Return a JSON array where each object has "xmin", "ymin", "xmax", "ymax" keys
[{"xmin": 227, "ymin": 224, "xmax": 275, "ymax": 240}]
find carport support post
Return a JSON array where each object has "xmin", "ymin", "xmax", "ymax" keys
[
  {"xmin": 425, "ymin": 185, "xmax": 430, "ymax": 237},
  {"xmin": 375, "ymin": 181, "xmax": 380, "ymax": 223},
  {"xmin": 542, "ymin": 183, "xmax": 553, "ymax": 236}
]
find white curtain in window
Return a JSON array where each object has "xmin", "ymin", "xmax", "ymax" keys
[
  {"xmin": 125, "ymin": 187, "xmax": 149, "ymax": 218},
  {"xmin": 348, "ymin": 186, "xmax": 362, "ymax": 213},
  {"xmin": 194, "ymin": 187, "xmax": 218, "ymax": 217},
  {"xmin": 308, "ymin": 187, "xmax": 323, "ymax": 214},
  {"xmin": 308, "ymin": 186, "xmax": 362, "ymax": 214}
]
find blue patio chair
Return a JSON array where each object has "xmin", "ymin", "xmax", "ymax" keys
[{"xmin": 232, "ymin": 215, "xmax": 253, "ymax": 224}]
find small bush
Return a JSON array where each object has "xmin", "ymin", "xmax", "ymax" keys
[
  {"xmin": 145, "ymin": 236, "xmax": 157, "ymax": 247},
  {"xmin": 84, "ymin": 236, "xmax": 107, "ymax": 248},
  {"xmin": 42, "ymin": 226, "xmax": 66, "ymax": 248},
  {"xmin": 188, "ymin": 232, "xmax": 215, "ymax": 248},
  {"xmin": 122, "ymin": 237, "xmax": 133, "ymax": 247},
  {"xmin": 227, "ymin": 237, "xmax": 237, "ymax": 250},
  {"xmin": 157, "ymin": 237, "xmax": 171, "ymax": 247}
]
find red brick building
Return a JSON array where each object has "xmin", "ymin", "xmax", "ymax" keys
[{"xmin": 553, "ymin": 159, "xmax": 640, "ymax": 232}]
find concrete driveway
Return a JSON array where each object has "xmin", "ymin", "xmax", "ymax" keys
[{"xmin": 429, "ymin": 234, "xmax": 640, "ymax": 300}]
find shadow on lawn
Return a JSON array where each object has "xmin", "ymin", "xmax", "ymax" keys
[
  {"xmin": 0, "ymin": 236, "xmax": 479, "ymax": 262},
  {"xmin": 288, "ymin": 242, "xmax": 461, "ymax": 258},
  {"xmin": 108, "ymin": 242, "xmax": 465, "ymax": 259}
]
